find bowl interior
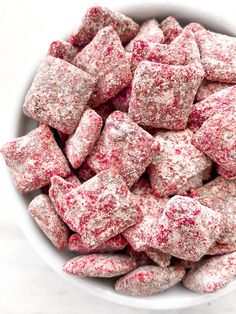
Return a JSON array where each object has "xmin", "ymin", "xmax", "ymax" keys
[{"xmin": 14, "ymin": 0, "xmax": 236, "ymax": 310}]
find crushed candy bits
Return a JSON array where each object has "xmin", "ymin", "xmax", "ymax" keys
[
  {"xmin": 115, "ymin": 265, "xmax": 185, "ymax": 296},
  {"xmin": 1, "ymin": 125, "xmax": 70, "ymax": 193},
  {"xmin": 23, "ymin": 56, "xmax": 96, "ymax": 134}
]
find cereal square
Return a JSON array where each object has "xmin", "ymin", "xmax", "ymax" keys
[
  {"xmin": 68, "ymin": 6, "xmax": 139, "ymax": 46},
  {"xmin": 48, "ymin": 40, "xmax": 79, "ymax": 62},
  {"xmin": 160, "ymin": 16, "xmax": 182, "ymax": 44},
  {"xmin": 1, "ymin": 125, "xmax": 71, "ymax": 193},
  {"xmin": 196, "ymin": 80, "xmax": 234, "ymax": 102},
  {"xmin": 128, "ymin": 61, "xmax": 204, "ymax": 129},
  {"xmin": 72, "ymin": 26, "xmax": 132, "ymax": 107},
  {"xmin": 87, "ymin": 111, "xmax": 156, "ymax": 188},
  {"xmin": 23, "ymin": 56, "xmax": 96, "ymax": 134}
]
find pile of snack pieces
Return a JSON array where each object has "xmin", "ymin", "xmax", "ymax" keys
[{"xmin": 2, "ymin": 6, "xmax": 236, "ymax": 297}]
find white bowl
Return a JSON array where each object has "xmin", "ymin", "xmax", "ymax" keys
[{"xmin": 12, "ymin": 0, "xmax": 236, "ymax": 310}]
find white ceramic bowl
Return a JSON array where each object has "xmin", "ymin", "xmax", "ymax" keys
[{"xmin": 12, "ymin": 0, "xmax": 236, "ymax": 310}]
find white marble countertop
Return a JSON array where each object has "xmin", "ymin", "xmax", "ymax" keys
[{"xmin": 1, "ymin": 0, "xmax": 236, "ymax": 313}]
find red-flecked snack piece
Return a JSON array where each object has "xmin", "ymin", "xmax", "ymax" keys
[
  {"xmin": 147, "ymin": 129, "xmax": 212, "ymax": 197},
  {"xmin": 150, "ymin": 196, "xmax": 224, "ymax": 261},
  {"xmin": 196, "ymin": 80, "xmax": 234, "ymax": 102},
  {"xmin": 65, "ymin": 173, "xmax": 81, "ymax": 186},
  {"xmin": 192, "ymin": 107, "xmax": 236, "ymax": 174},
  {"xmin": 128, "ymin": 61, "xmax": 204, "ymax": 129},
  {"xmin": 115, "ymin": 265, "xmax": 185, "ymax": 296},
  {"xmin": 173, "ymin": 258, "xmax": 199, "ymax": 270},
  {"xmin": 77, "ymin": 159, "xmax": 96, "ymax": 182},
  {"xmin": 73, "ymin": 26, "xmax": 132, "ymax": 107},
  {"xmin": 68, "ymin": 6, "xmax": 139, "ymax": 46},
  {"xmin": 94, "ymin": 101, "xmax": 115, "ymax": 122},
  {"xmin": 191, "ymin": 176, "xmax": 236, "ymax": 244},
  {"xmin": 160, "ymin": 16, "xmax": 183, "ymax": 44},
  {"xmin": 1, "ymin": 125, "xmax": 70, "ymax": 193},
  {"xmin": 126, "ymin": 19, "xmax": 164, "ymax": 51},
  {"xmin": 127, "ymin": 246, "xmax": 151, "ymax": 267},
  {"xmin": 195, "ymin": 30, "xmax": 236, "ymax": 83},
  {"xmin": 111, "ymin": 85, "xmax": 132, "ymax": 112},
  {"xmin": 23, "ymin": 56, "xmax": 96, "ymax": 134},
  {"xmin": 188, "ymin": 85, "xmax": 236, "ymax": 132},
  {"xmin": 53, "ymin": 168, "xmax": 142, "ymax": 248},
  {"xmin": 65, "ymin": 109, "xmax": 102, "ymax": 169},
  {"xmin": 87, "ymin": 111, "xmax": 156, "ymax": 188},
  {"xmin": 28, "ymin": 194, "xmax": 69, "ymax": 249},
  {"xmin": 217, "ymin": 165, "xmax": 236, "ymax": 180},
  {"xmin": 131, "ymin": 29, "xmax": 200, "ymax": 71},
  {"xmin": 63, "ymin": 254, "xmax": 137, "ymax": 277},
  {"xmin": 183, "ymin": 252, "xmax": 236, "ymax": 293},
  {"xmin": 68, "ymin": 233, "xmax": 127, "ymax": 254},
  {"xmin": 48, "ymin": 40, "xmax": 78, "ymax": 62},
  {"xmin": 145, "ymin": 248, "xmax": 171, "ymax": 267},
  {"xmin": 207, "ymin": 242, "xmax": 236, "ymax": 255},
  {"xmin": 184, "ymin": 23, "xmax": 205, "ymax": 33},
  {"xmin": 123, "ymin": 179, "xmax": 168, "ymax": 251}
]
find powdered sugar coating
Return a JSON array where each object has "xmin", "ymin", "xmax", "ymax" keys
[
  {"xmin": 63, "ymin": 254, "xmax": 137, "ymax": 277},
  {"xmin": 188, "ymin": 85, "xmax": 236, "ymax": 132},
  {"xmin": 65, "ymin": 173, "xmax": 81, "ymax": 186},
  {"xmin": 1, "ymin": 125, "xmax": 70, "ymax": 193},
  {"xmin": 126, "ymin": 19, "xmax": 164, "ymax": 51},
  {"xmin": 68, "ymin": 6, "xmax": 139, "ymax": 46},
  {"xmin": 145, "ymin": 248, "xmax": 171, "ymax": 267},
  {"xmin": 184, "ymin": 23, "xmax": 205, "ymax": 33},
  {"xmin": 183, "ymin": 252, "xmax": 236, "ymax": 293},
  {"xmin": 72, "ymin": 26, "xmax": 132, "ymax": 107},
  {"xmin": 191, "ymin": 176, "xmax": 236, "ymax": 244},
  {"xmin": 196, "ymin": 80, "xmax": 234, "ymax": 102},
  {"xmin": 48, "ymin": 40, "xmax": 79, "ymax": 62},
  {"xmin": 192, "ymin": 107, "xmax": 236, "ymax": 173},
  {"xmin": 123, "ymin": 179, "xmax": 168, "ymax": 251},
  {"xmin": 195, "ymin": 30, "xmax": 236, "ymax": 83},
  {"xmin": 128, "ymin": 61, "xmax": 204, "ymax": 129},
  {"xmin": 115, "ymin": 265, "xmax": 185, "ymax": 296},
  {"xmin": 28, "ymin": 194, "xmax": 69, "ymax": 249},
  {"xmin": 207, "ymin": 242, "xmax": 236, "ymax": 255},
  {"xmin": 148, "ymin": 129, "xmax": 212, "ymax": 197},
  {"xmin": 111, "ymin": 85, "xmax": 132, "ymax": 112},
  {"xmin": 217, "ymin": 165, "xmax": 236, "ymax": 180},
  {"xmin": 87, "ymin": 111, "xmax": 156, "ymax": 188},
  {"xmin": 65, "ymin": 109, "xmax": 102, "ymax": 169},
  {"xmin": 23, "ymin": 56, "xmax": 96, "ymax": 134},
  {"xmin": 55, "ymin": 168, "xmax": 142, "ymax": 248},
  {"xmin": 150, "ymin": 196, "xmax": 224, "ymax": 261},
  {"xmin": 68, "ymin": 233, "xmax": 127, "ymax": 254},
  {"xmin": 160, "ymin": 16, "xmax": 183, "ymax": 44}
]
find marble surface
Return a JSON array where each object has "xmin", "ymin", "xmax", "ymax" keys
[{"xmin": 1, "ymin": 0, "xmax": 236, "ymax": 313}]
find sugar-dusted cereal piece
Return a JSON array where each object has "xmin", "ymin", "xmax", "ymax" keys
[
  {"xmin": 217, "ymin": 165, "xmax": 236, "ymax": 180},
  {"xmin": 173, "ymin": 258, "xmax": 199, "ymax": 270},
  {"xmin": 87, "ymin": 111, "xmax": 156, "ymax": 188},
  {"xmin": 65, "ymin": 109, "xmax": 102, "ymax": 169},
  {"xmin": 53, "ymin": 169, "xmax": 142, "ymax": 248},
  {"xmin": 191, "ymin": 176, "xmax": 236, "ymax": 244},
  {"xmin": 131, "ymin": 28, "xmax": 200, "ymax": 71},
  {"xmin": 1, "ymin": 125, "xmax": 70, "ymax": 193},
  {"xmin": 123, "ymin": 179, "xmax": 168, "ymax": 250},
  {"xmin": 147, "ymin": 129, "xmax": 212, "ymax": 197},
  {"xmin": 77, "ymin": 159, "xmax": 96, "ymax": 182},
  {"xmin": 183, "ymin": 252, "xmax": 236, "ymax": 293},
  {"xmin": 65, "ymin": 173, "xmax": 81, "ymax": 186},
  {"xmin": 195, "ymin": 30, "xmax": 236, "ymax": 83},
  {"xmin": 160, "ymin": 16, "xmax": 182, "ymax": 44},
  {"xmin": 207, "ymin": 242, "xmax": 236, "ymax": 255},
  {"xmin": 68, "ymin": 6, "xmax": 139, "ymax": 46},
  {"xmin": 68, "ymin": 233, "xmax": 127, "ymax": 254},
  {"xmin": 23, "ymin": 56, "xmax": 95, "ymax": 134},
  {"xmin": 184, "ymin": 22, "xmax": 205, "ymax": 33},
  {"xmin": 49, "ymin": 175, "xmax": 76, "ymax": 218},
  {"xmin": 192, "ymin": 107, "xmax": 236, "ymax": 174},
  {"xmin": 48, "ymin": 40, "xmax": 79, "ymax": 62},
  {"xmin": 94, "ymin": 101, "xmax": 115, "ymax": 122},
  {"xmin": 28, "ymin": 194, "xmax": 69, "ymax": 249},
  {"xmin": 145, "ymin": 248, "xmax": 171, "ymax": 267},
  {"xmin": 63, "ymin": 254, "xmax": 137, "ymax": 277},
  {"xmin": 73, "ymin": 27, "xmax": 132, "ymax": 107},
  {"xmin": 111, "ymin": 85, "xmax": 132, "ymax": 112},
  {"xmin": 196, "ymin": 80, "xmax": 234, "ymax": 102},
  {"xmin": 188, "ymin": 85, "xmax": 236, "ymax": 132},
  {"xmin": 126, "ymin": 19, "xmax": 164, "ymax": 51},
  {"xmin": 150, "ymin": 196, "xmax": 224, "ymax": 261},
  {"xmin": 128, "ymin": 61, "xmax": 204, "ymax": 129},
  {"xmin": 115, "ymin": 265, "xmax": 185, "ymax": 296},
  {"xmin": 126, "ymin": 246, "xmax": 151, "ymax": 267}
]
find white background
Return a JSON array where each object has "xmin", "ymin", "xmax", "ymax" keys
[{"xmin": 1, "ymin": 0, "xmax": 236, "ymax": 313}]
